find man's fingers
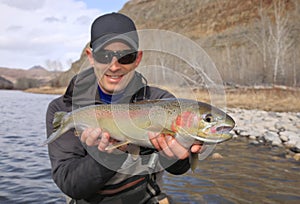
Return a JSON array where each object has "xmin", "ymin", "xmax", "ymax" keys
[
  {"xmin": 80, "ymin": 128, "xmax": 93, "ymax": 143},
  {"xmin": 157, "ymin": 135, "xmax": 175, "ymax": 158},
  {"xmin": 150, "ymin": 132, "xmax": 203, "ymax": 160},
  {"xmin": 81, "ymin": 128, "xmax": 102, "ymax": 146},
  {"xmin": 149, "ymin": 132, "xmax": 162, "ymax": 151},
  {"xmin": 81, "ymin": 128, "xmax": 126, "ymax": 153},
  {"xmin": 167, "ymin": 137, "xmax": 189, "ymax": 160},
  {"xmin": 191, "ymin": 144, "xmax": 202, "ymax": 153},
  {"xmin": 98, "ymin": 132, "xmax": 110, "ymax": 151},
  {"xmin": 149, "ymin": 132, "xmax": 175, "ymax": 157}
]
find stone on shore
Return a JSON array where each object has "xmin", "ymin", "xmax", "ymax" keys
[
  {"xmin": 229, "ymin": 108, "xmax": 299, "ymax": 158},
  {"xmin": 293, "ymin": 153, "xmax": 300, "ymax": 161},
  {"xmin": 211, "ymin": 153, "xmax": 223, "ymax": 159}
]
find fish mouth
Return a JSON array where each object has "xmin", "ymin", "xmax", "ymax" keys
[
  {"xmin": 176, "ymin": 123, "xmax": 235, "ymax": 144},
  {"xmin": 192, "ymin": 133, "xmax": 233, "ymax": 144},
  {"xmin": 216, "ymin": 126, "xmax": 233, "ymax": 134},
  {"xmin": 214, "ymin": 125, "xmax": 234, "ymax": 134},
  {"xmin": 191, "ymin": 124, "xmax": 234, "ymax": 144}
]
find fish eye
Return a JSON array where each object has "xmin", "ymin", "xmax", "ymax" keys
[{"xmin": 203, "ymin": 113, "xmax": 214, "ymax": 123}]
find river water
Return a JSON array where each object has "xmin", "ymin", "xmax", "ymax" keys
[{"xmin": 0, "ymin": 90, "xmax": 299, "ymax": 204}]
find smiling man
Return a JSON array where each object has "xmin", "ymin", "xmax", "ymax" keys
[{"xmin": 46, "ymin": 13, "xmax": 202, "ymax": 204}]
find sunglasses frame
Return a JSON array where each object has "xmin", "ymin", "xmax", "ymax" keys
[{"xmin": 92, "ymin": 49, "xmax": 138, "ymax": 65}]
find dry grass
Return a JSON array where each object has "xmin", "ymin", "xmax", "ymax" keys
[
  {"xmin": 26, "ymin": 86, "xmax": 300, "ymax": 112},
  {"xmin": 25, "ymin": 86, "xmax": 66, "ymax": 95},
  {"xmin": 223, "ymin": 87, "xmax": 300, "ymax": 112},
  {"xmin": 198, "ymin": 87, "xmax": 300, "ymax": 112},
  {"xmin": 166, "ymin": 86, "xmax": 300, "ymax": 112}
]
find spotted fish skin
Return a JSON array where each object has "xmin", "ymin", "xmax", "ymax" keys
[{"xmin": 44, "ymin": 98, "xmax": 235, "ymax": 147}]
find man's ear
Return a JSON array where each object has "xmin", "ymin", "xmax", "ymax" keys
[
  {"xmin": 134, "ymin": 51, "xmax": 143, "ymax": 66},
  {"xmin": 86, "ymin": 47, "xmax": 95, "ymax": 66}
]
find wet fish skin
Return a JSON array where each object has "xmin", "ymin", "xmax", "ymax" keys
[{"xmin": 44, "ymin": 98, "xmax": 235, "ymax": 148}]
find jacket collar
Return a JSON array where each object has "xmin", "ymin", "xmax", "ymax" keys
[{"xmin": 63, "ymin": 67, "xmax": 147, "ymax": 107}]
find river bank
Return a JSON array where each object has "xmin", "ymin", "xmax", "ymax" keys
[
  {"xmin": 24, "ymin": 86, "xmax": 66, "ymax": 95},
  {"xmin": 228, "ymin": 108, "xmax": 300, "ymax": 160},
  {"xmin": 25, "ymin": 86, "xmax": 300, "ymax": 112}
]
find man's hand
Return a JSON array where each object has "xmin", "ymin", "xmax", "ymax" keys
[
  {"xmin": 80, "ymin": 128, "xmax": 127, "ymax": 152},
  {"xmin": 148, "ymin": 132, "xmax": 202, "ymax": 160}
]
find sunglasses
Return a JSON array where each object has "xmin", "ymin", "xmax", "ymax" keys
[{"xmin": 93, "ymin": 49, "xmax": 138, "ymax": 64}]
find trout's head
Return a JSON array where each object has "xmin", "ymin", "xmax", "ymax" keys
[{"xmin": 174, "ymin": 101, "xmax": 235, "ymax": 144}]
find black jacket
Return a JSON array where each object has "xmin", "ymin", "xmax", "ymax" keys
[{"xmin": 46, "ymin": 68, "xmax": 190, "ymax": 202}]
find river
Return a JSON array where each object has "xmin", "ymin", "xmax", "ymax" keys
[{"xmin": 0, "ymin": 90, "xmax": 299, "ymax": 204}]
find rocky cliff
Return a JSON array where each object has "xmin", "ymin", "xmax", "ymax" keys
[{"xmin": 56, "ymin": 0, "xmax": 299, "ymax": 87}]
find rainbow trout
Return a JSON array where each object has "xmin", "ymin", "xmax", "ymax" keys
[{"xmin": 44, "ymin": 98, "xmax": 235, "ymax": 148}]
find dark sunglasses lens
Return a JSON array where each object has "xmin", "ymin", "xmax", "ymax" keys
[
  {"xmin": 93, "ymin": 51, "xmax": 111, "ymax": 64},
  {"xmin": 118, "ymin": 52, "xmax": 137, "ymax": 64},
  {"xmin": 93, "ymin": 50, "xmax": 137, "ymax": 64}
]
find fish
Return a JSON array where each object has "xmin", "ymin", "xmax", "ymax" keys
[{"xmin": 44, "ymin": 98, "xmax": 235, "ymax": 169}]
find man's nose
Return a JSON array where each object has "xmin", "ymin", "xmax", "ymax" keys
[{"xmin": 108, "ymin": 57, "xmax": 121, "ymax": 71}]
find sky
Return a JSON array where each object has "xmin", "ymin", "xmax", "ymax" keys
[{"xmin": 0, "ymin": 0, "xmax": 129, "ymax": 70}]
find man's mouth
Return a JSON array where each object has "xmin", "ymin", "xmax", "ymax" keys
[{"xmin": 105, "ymin": 74, "xmax": 124, "ymax": 82}]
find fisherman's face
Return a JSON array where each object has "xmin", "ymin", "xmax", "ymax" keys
[{"xmin": 88, "ymin": 42, "xmax": 142, "ymax": 95}]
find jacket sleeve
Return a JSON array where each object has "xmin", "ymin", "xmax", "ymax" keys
[
  {"xmin": 159, "ymin": 155, "xmax": 190, "ymax": 175},
  {"xmin": 46, "ymin": 97, "xmax": 127, "ymax": 200}
]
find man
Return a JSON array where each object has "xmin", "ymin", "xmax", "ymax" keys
[{"xmin": 46, "ymin": 13, "xmax": 202, "ymax": 204}]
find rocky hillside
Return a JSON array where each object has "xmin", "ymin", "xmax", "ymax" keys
[
  {"xmin": 123, "ymin": 0, "xmax": 260, "ymax": 37},
  {"xmin": 55, "ymin": 0, "xmax": 300, "ymax": 87}
]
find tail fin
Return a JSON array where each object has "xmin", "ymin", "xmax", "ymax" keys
[{"xmin": 42, "ymin": 130, "xmax": 62, "ymax": 146}]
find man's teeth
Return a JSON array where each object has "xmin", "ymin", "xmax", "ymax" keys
[{"xmin": 109, "ymin": 75, "xmax": 121, "ymax": 78}]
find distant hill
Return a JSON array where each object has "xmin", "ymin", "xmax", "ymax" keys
[
  {"xmin": 0, "ymin": 66, "xmax": 59, "ymax": 89},
  {"xmin": 27, "ymin": 66, "xmax": 52, "ymax": 77}
]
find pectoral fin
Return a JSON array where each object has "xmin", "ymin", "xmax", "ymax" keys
[
  {"xmin": 105, "ymin": 141, "xmax": 130, "ymax": 151},
  {"xmin": 190, "ymin": 152, "xmax": 199, "ymax": 172}
]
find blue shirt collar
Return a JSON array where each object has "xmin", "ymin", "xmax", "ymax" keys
[{"xmin": 98, "ymin": 85, "xmax": 125, "ymax": 104}]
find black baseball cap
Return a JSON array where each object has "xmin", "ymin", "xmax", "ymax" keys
[{"xmin": 90, "ymin": 13, "xmax": 139, "ymax": 52}]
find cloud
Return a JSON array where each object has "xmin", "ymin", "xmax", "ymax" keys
[
  {"xmin": 43, "ymin": 16, "xmax": 67, "ymax": 23},
  {"xmin": 6, "ymin": 25, "xmax": 23, "ymax": 32},
  {"xmin": 0, "ymin": 0, "xmax": 45, "ymax": 11},
  {"xmin": 0, "ymin": 0, "xmax": 101, "ymax": 69}
]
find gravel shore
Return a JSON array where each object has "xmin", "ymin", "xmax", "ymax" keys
[{"xmin": 228, "ymin": 108, "xmax": 300, "ymax": 160}]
